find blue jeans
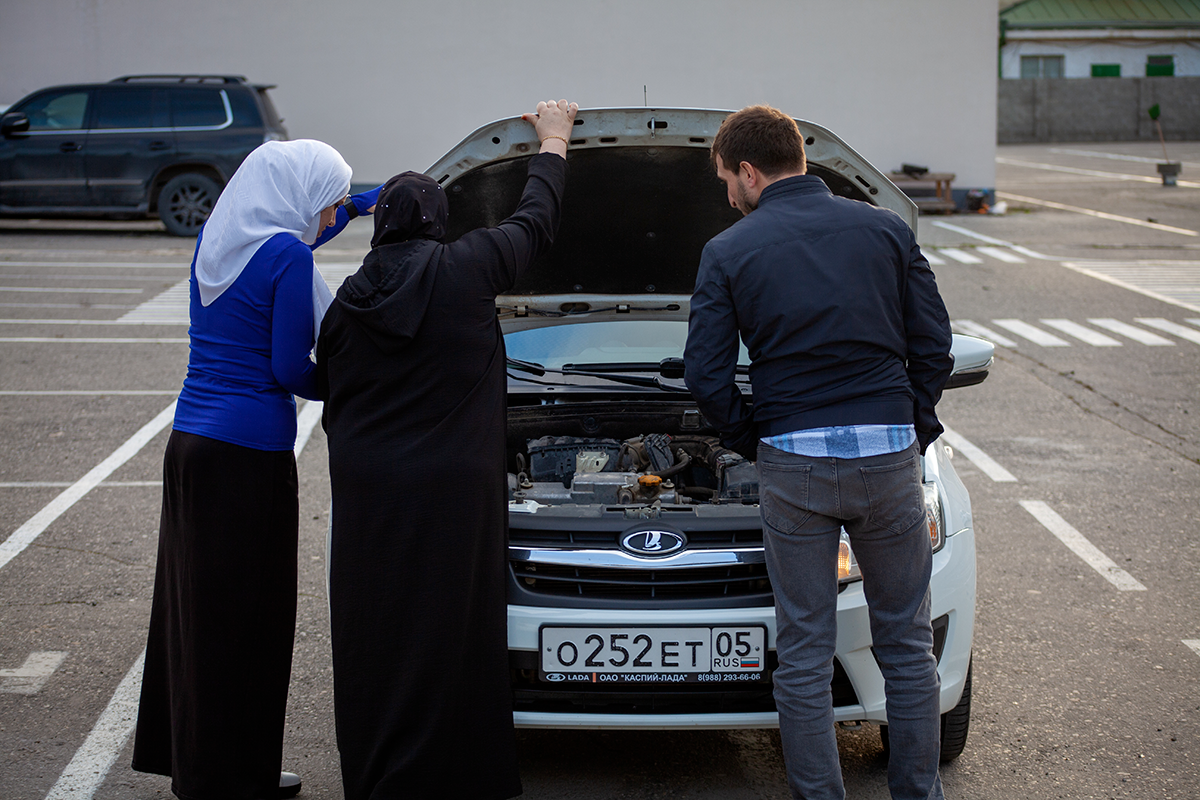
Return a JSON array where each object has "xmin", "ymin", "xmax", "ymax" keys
[{"xmin": 758, "ymin": 442, "xmax": 944, "ymax": 800}]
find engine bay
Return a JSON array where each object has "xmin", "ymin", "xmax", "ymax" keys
[{"xmin": 509, "ymin": 433, "xmax": 758, "ymax": 507}]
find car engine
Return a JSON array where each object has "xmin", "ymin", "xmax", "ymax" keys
[{"xmin": 509, "ymin": 434, "xmax": 758, "ymax": 506}]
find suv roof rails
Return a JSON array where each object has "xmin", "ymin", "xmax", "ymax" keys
[{"xmin": 109, "ymin": 75, "xmax": 249, "ymax": 85}]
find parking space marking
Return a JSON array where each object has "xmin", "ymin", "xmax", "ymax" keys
[
  {"xmin": 1184, "ymin": 640, "xmax": 1200, "ymax": 658},
  {"xmin": 1, "ymin": 303, "xmax": 136, "ymax": 310},
  {"xmin": 995, "ymin": 193, "xmax": 1199, "ymax": 237},
  {"xmin": 0, "ymin": 319, "xmax": 188, "ymax": 325},
  {"xmin": 0, "ymin": 337, "xmax": 189, "ymax": 343},
  {"xmin": 938, "ymin": 426, "xmax": 1018, "ymax": 482},
  {"xmin": 1087, "ymin": 319, "xmax": 1175, "ymax": 346},
  {"xmin": 0, "ymin": 482, "xmax": 160, "ymax": 488},
  {"xmin": 0, "ymin": 390, "xmax": 178, "ymax": 395},
  {"xmin": 1135, "ymin": 317, "xmax": 1200, "ymax": 345},
  {"xmin": 0, "ymin": 286, "xmax": 143, "ymax": 294},
  {"xmin": 1040, "ymin": 319, "xmax": 1122, "ymax": 346},
  {"xmin": 938, "ymin": 248, "xmax": 984, "ymax": 264},
  {"xmin": 294, "ymin": 400, "xmax": 323, "ymax": 458},
  {"xmin": 976, "ymin": 246, "xmax": 1025, "ymax": 263},
  {"xmin": 0, "ymin": 261, "xmax": 186, "ymax": 269},
  {"xmin": 0, "ymin": 651, "xmax": 68, "ymax": 695},
  {"xmin": 0, "ymin": 402, "xmax": 175, "ymax": 574},
  {"xmin": 992, "ymin": 319, "xmax": 1071, "ymax": 347},
  {"xmin": 1061, "ymin": 261, "xmax": 1200, "ymax": 313},
  {"xmin": 1019, "ymin": 501, "xmax": 1147, "ymax": 591},
  {"xmin": 952, "ymin": 320, "xmax": 1019, "ymax": 348},
  {"xmin": 1048, "ymin": 148, "xmax": 1200, "ymax": 170},
  {"xmin": 996, "ymin": 156, "xmax": 1200, "ymax": 188},
  {"xmin": 43, "ymin": 650, "xmax": 144, "ymax": 800}
]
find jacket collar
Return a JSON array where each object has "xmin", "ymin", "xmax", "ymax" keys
[{"xmin": 757, "ymin": 174, "xmax": 830, "ymax": 207}]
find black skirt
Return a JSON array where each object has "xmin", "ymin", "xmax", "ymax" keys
[{"xmin": 132, "ymin": 430, "xmax": 299, "ymax": 800}]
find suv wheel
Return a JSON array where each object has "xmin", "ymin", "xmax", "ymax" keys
[
  {"xmin": 159, "ymin": 173, "xmax": 220, "ymax": 236},
  {"xmin": 878, "ymin": 658, "xmax": 972, "ymax": 763}
]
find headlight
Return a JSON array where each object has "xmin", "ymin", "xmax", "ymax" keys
[
  {"xmin": 837, "ymin": 483, "xmax": 945, "ymax": 583},
  {"xmin": 837, "ymin": 532, "xmax": 861, "ymax": 583},
  {"xmin": 923, "ymin": 481, "xmax": 945, "ymax": 553}
]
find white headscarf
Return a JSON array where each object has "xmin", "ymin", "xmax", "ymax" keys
[{"xmin": 195, "ymin": 139, "xmax": 351, "ymax": 329}]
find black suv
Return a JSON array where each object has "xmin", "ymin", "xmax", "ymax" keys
[{"xmin": 0, "ymin": 75, "xmax": 287, "ymax": 235}]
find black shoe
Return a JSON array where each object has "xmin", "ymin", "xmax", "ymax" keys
[{"xmin": 278, "ymin": 772, "xmax": 302, "ymax": 799}]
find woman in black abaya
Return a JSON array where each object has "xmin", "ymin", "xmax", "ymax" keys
[{"xmin": 317, "ymin": 100, "xmax": 576, "ymax": 800}]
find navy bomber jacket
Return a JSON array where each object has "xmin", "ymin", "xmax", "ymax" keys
[{"xmin": 684, "ymin": 174, "xmax": 953, "ymax": 460}]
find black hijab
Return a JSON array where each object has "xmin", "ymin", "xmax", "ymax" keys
[
  {"xmin": 371, "ymin": 172, "xmax": 449, "ymax": 248},
  {"xmin": 331, "ymin": 172, "xmax": 449, "ymax": 353}
]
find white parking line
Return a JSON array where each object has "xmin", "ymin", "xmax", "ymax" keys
[
  {"xmin": 938, "ymin": 426, "xmax": 1018, "ymax": 482},
  {"xmin": 996, "ymin": 156, "xmax": 1200, "ymax": 188},
  {"xmin": 996, "ymin": 192, "xmax": 1199, "ymax": 237},
  {"xmin": 938, "ymin": 248, "xmax": 983, "ymax": 264},
  {"xmin": 0, "ymin": 390, "xmax": 179, "ymax": 395},
  {"xmin": 976, "ymin": 246, "xmax": 1025, "ymax": 264},
  {"xmin": 0, "ymin": 338, "xmax": 189, "ymax": 343},
  {"xmin": 1019, "ymin": 501, "xmax": 1147, "ymax": 591},
  {"xmin": 930, "ymin": 221, "xmax": 1059, "ymax": 260},
  {"xmin": 43, "ymin": 650, "xmax": 144, "ymax": 800},
  {"xmin": 0, "ymin": 403, "xmax": 175, "ymax": 573},
  {"xmin": 0, "ymin": 319, "xmax": 188, "ymax": 325},
  {"xmin": 1135, "ymin": 317, "xmax": 1200, "ymax": 345},
  {"xmin": 1040, "ymin": 319, "xmax": 1122, "ymax": 347},
  {"xmin": 1184, "ymin": 640, "xmax": 1200, "ymax": 658},
  {"xmin": 1060, "ymin": 262, "xmax": 1200, "ymax": 314},
  {"xmin": 992, "ymin": 319, "xmax": 1071, "ymax": 347},
  {"xmin": 0, "ymin": 286, "xmax": 142, "ymax": 294},
  {"xmin": 294, "ymin": 400, "xmax": 323, "ymax": 458},
  {"xmin": 952, "ymin": 320, "xmax": 1019, "ymax": 349},
  {"xmin": 1087, "ymin": 319, "xmax": 1175, "ymax": 346},
  {"xmin": 1048, "ymin": 148, "xmax": 1200, "ymax": 170}
]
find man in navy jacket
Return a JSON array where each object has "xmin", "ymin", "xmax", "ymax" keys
[{"xmin": 684, "ymin": 105, "xmax": 952, "ymax": 800}]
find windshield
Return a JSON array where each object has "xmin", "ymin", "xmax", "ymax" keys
[{"xmin": 505, "ymin": 320, "xmax": 750, "ymax": 371}]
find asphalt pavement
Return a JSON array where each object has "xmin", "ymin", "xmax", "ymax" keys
[{"xmin": 1, "ymin": 141, "xmax": 1198, "ymax": 799}]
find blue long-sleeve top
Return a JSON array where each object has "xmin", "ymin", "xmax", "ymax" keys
[{"xmin": 174, "ymin": 187, "xmax": 380, "ymax": 451}]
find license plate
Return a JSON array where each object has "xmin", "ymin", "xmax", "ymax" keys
[{"xmin": 539, "ymin": 626, "xmax": 767, "ymax": 685}]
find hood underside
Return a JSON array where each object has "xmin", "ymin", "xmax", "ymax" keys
[{"xmin": 425, "ymin": 108, "xmax": 916, "ymax": 304}]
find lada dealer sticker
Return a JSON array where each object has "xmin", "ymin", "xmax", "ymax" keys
[{"xmin": 539, "ymin": 626, "xmax": 766, "ymax": 683}]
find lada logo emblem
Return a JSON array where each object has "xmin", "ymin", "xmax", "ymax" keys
[{"xmin": 620, "ymin": 529, "xmax": 686, "ymax": 557}]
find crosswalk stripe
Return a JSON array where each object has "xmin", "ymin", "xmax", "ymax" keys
[
  {"xmin": 1040, "ymin": 319, "xmax": 1122, "ymax": 346},
  {"xmin": 938, "ymin": 248, "xmax": 983, "ymax": 264},
  {"xmin": 1087, "ymin": 318, "xmax": 1175, "ymax": 345},
  {"xmin": 1135, "ymin": 317, "xmax": 1200, "ymax": 345},
  {"xmin": 976, "ymin": 246, "xmax": 1025, "ymax": 264},
  {"xmin": 992, "ymin": 319, "xmax": 1070, "ymax": 346},
  {"xmin": 952, "ymin": 320, "xmax": 1019, "ymax": 348},
  {"xmin": 924, "ymin": 251, "xmax": 946, "ymax": 266},
  {"xmin": 1188, "ymin": 319, "xmax": 1200, "ymax": 329}
]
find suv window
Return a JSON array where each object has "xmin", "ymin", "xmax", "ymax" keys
[
  {"xmin": 94, "ymin": 87, "xmax": 170, "ymax": 129},
  {"xmin": 21, "ymin": 90, "xmax": 90, "ymax": 131},
  {"xmin": 171, "ymin": 88, "xmax": 230, "ymax": 128}
]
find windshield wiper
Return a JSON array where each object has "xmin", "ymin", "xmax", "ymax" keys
[
  {"xmin": 506, "ymin": 357, "xmax": 689, "ymax": 393},
  {"xmin": 562, "ymin": 357, "xmax": 750, "ymax": 378}
]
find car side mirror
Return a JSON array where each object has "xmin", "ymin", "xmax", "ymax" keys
[
  {"xmin": 944, "ymin": 333, "xmax": 994, "ymax": 389},
  {"xmin": 1, "ymin": 112, "xmax": 30, "ymax": 136}
]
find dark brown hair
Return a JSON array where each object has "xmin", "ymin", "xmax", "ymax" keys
[{"xmin": 711, "ymin": 105, "xmax": 806, "ymax": 177}]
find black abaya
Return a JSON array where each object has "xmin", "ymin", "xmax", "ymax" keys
[{"xmin": 317, "ymin": 154, "xmax": 567, "ymax": 800}]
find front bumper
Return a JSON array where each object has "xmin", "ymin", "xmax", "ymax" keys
[{"xmin": 508, "ymin": 526, "xmax": 976, "ymax": 730}]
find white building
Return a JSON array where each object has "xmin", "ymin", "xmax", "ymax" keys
[
  {"xmin": 1000, "ymin": 0, "xmax": 1200, "ymax": 79},
  {"xmin": 1, "ymin": 0, "xmax": 997, "ymax": 194}
]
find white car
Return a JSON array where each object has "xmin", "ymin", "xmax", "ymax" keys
[{"xmin": 421, "ymin": 109, "xmax": 991, "ymax": 761}]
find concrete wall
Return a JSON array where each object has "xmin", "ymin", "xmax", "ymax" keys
[
  {"xmin": 0, "ymin": 0, "xmax": 997, "ymax": 191},
  {"xmin": 998, "ymin": 77, "xmax": 1200, "ymax": 142}
]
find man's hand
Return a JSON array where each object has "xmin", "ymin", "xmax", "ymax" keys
[{"xmin": 521, "ymin": 99, "xmax": 578, "ymax": 157}]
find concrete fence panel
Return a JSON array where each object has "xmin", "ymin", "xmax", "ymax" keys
[{"xmin": 999, "ymin": 77, "xmax": 1200, "ymax": 143}]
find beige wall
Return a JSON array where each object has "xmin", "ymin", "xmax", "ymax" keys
[{"xmin": 0, "ymin": 0, "xmax": 997, "ymax": 189}]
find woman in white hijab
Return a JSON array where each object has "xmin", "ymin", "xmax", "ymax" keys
[{"xmin": 132, "ymin": 139, "xmax": 378, "ymax": 800}]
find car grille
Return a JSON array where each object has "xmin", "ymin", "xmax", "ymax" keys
[
  {"xmin": 511, "ymin": 561, "xmax": 772, "ymax": 600},
  {"xmin": 509, "ymin": 527, "xmax": 764, "ymax": 549}
]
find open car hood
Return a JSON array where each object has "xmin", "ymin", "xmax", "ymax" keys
[{"xmin": 425, "ymin": 108, "xmax": 916, "ymax": 329}]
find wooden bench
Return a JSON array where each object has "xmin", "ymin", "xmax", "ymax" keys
[{"xmin": 888, "ymin": 171, "xmax": 957, "ymax": 214}]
